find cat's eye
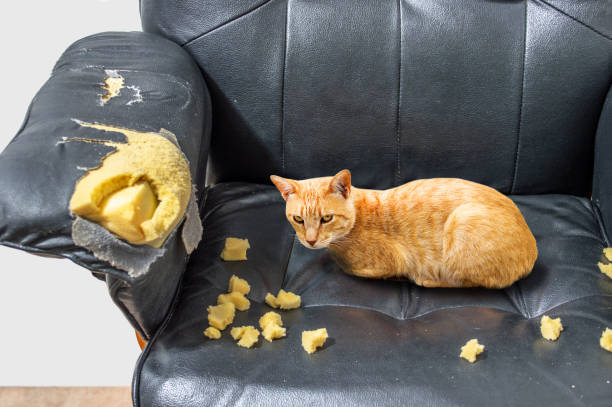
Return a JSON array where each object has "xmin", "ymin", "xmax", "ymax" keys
[
  {"xmin": 321, "ymin": 214, "xmax": 333, "ymax": 223},
  {"xmin": 293, "ymin": 215, "xmax": 304, "ymax": 224}
]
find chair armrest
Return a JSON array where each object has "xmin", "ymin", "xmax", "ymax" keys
[
  {"xmin": 593, "ymin": 83, "xmax": 612, "ymax": 245},
  {"xmin": 0, "ymin": 32, "xmax": 211, "ymax": 338}
]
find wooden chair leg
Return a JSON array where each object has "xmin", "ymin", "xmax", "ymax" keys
[{"xmin": 135, "ymin": 330, "xmax": 147, "ymax": 350}]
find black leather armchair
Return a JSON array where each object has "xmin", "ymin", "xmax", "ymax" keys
[{"xmin": 1, "ymin": 1, "xmax": 611, "ymax": 405}]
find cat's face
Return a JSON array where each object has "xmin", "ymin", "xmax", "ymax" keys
[{"xmin": 271, "ymin": 170, "xmax": 356, "ymax": 249}]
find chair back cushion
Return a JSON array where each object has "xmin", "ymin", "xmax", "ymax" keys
[{"xmin": 141, "ymin": 0, "xmax": 612, "ymax": 193}]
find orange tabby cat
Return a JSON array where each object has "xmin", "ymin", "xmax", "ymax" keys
[{"xmin": 270, "ymin": 170, "xmax": 537, "ymax": 289}]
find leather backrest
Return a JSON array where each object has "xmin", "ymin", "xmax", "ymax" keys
[{"xmin": 141, "ymin": 0, "xmax": 612, "ymax": 194}]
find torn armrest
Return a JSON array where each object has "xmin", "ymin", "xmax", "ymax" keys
[{"xmin": 0, "ymin": 31, "xmax": 212, "ymax": 337}]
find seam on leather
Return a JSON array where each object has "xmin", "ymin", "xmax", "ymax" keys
[
  {"xmin": 132, "ymin": 186, "xmax": 209, "ymax": 406},
  {"xmin": 510, "ymin": 0, "xmax": 528, "ymax": 194},
  {"xmin": 569, "ymin": 194, "xmax": 608, "ymax": 245},
  {"xmin": 131, "ymin": 258, "xmax": 188, "ymax": 407},
  {"xmin": 529, "ymin": 294, "xmax": 612, "ymax": 319},
  {"xmin": 180, "ymin": 0, "xmax": 276, "ymax": 47},
  {"xmin": 300, "ymin": 294, "xmax": 612, "ymax": 322},
  {"xmin": 280, "ymin": 0, "xmax": 290, "ymax": 175},
  {"xmin": 503, "ymin": 285, "xmax": 528, "ymax": 317},
  {"xmin": 394, "ymin": 0, "xmax": 403, "ymax": 186},
  {"xmin": 280, "ymin": 232, "xmax": 297, "ymax": 289},
  {"xmin": 515, "ymin": 282, "xmax": 531, "ymax": 319},
  {"xmin": 591, "ymin": 200, "xmax": 611, "ymax": 247},
  {"xmin": 538, "ymin": 0, "xmax": 612, "ymax": 41},
  {"xmin": 400, "ymin": 282, "xmax": 411, "ymax": 320}
]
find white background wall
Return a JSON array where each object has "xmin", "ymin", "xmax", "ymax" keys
[{"xmin": 0, "ymin": 0, "xmax": 142, "ymax": 386}]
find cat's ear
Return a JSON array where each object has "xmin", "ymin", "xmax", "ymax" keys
[
  {"xmin": 329, "ymin": 169, "xmax": 351, "ymax": 199},
  {"xmin": 270, "ymin": 175, "xmax": 298, "ymax": 201}
]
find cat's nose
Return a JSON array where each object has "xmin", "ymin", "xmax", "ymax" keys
[{"xmin": 306, "ymin": 239, "xmax": 317, "ymax": 246}]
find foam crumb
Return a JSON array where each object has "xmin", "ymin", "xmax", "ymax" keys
[
  {"xmin": 460, "ymin": 339, "xmax": 484, "ymax": 363},
  {"xmin": 540, "ymin": 315, "xmax": 564, "ymax": 341},
  {"xmin": 204, "ymin": 326, "xmax": 221, "ymax": 339},
  {"xmin": 302, "ymin": 328, "xmax": 328, "ymax": 354}
]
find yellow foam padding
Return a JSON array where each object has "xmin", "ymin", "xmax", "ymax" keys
[
  {"xmin": 204, "ymin": 327, "xmax": 221, "ymax": 340},
  {"xmin": 301, "ymin": 328, "xmax": 328, "ymax": 354},
  {"xmin": 217, "ymin": 291, "xmax": 250, "ymax": 311},
  {"xmin": 540, "ymin": 315, "xmax": 563, "ymax": 341},
  {"xmin": 601, "ymin": 328, "xmax": 612, "ymax": 352},
  {"xmin": 460, "ymin": 339, "xmax": 484, "ymax": 363},
  {"xmin": 220, "ymin": 237, "xmax": 250, "ymax": 261},
  {"xmin": 228, "ymin": 275, "xmax": 251, "ymax": 295},
  {"xmin": 599, "ymin": 262, "xmax": 612, "ymax": 280},
  {"xmin": 97, "ymin": 181, "xmax": 158, "ymax": 243},
  {"xmin": 230, "ymin": 326, "xmax": 260, "ymax": 348},
  {"xmin": 69, "ymin": 121, "xmax": 191, "ymax": 248},
  {"xmin": 101, "ymin": 74, "xmax": 124, "ymax": 103},
  {"xmin": 604, "ymin": 248, "xmax": 612, "ymax": 261},
  {"xmin": 207, "ymin": 303, "xmax": 235, "ymax": 330}
]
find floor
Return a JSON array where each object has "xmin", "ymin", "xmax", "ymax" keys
[{"xmin": 0, "ymin": 387, "xmax": 131, "ymax": 407}]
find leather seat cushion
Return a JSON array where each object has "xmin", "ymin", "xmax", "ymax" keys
[{"xmin": 136, "ymin": 183, "xmax": 612, "ymax": 406}]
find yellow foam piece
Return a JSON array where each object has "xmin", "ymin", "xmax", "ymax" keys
[
  {"xmin": 540, "ymin": 315, "xmax": 563, "ymax": 341},
  {"xmin": 217, "ymin": 291, "xmax": 250, "ymax": 311},
  {"xmin": 262, "ymin": 324, "xmax": 287, "ymax": 342},
  {"xmin": 604, "ymin": 248, "xmax": 612, "ymax": 261},
  {"xmin": 265, "ymin": 293, "xmax": 279, "ymax": 309},
  {"xmin": 276, "ymin": 290, "xmax": 301, "ymax": 309},
  {"xmin": 302, "ymin": 328, "xmax": 328, "ymax": 354},
  {"xmin": 69, "ymin": 121, "xmax": 191, "ymax": 247},
  {"xmin": 598, "ymin": 262, "xmax": 612, "ymax": 280},
  {"xmin": 230, "ymin": 326, "xmax": 260, "ymax": 348},
  {"xmin": 460, "ymin": 339, "xmax": 484, "ymax": 363},
  {"xmin": 228, "ymin": 275, "xmax": 251, "ymax": 295},
  {"xmin": 601, "ymin": 328, "xmax": 612, "ymax": 352},
  {"xmin": 259, "ymin": 312, "xmax": 283, "ymax": 329},
  {"xmin": 207, "ymin": 303, "xmax": 235, "ymax": 330},
  {"xmin": 220, "ymin": 237, "xmax": 250, "ymax": 261},
  {"xmin": 259, "ymin": 311, "xmax": 286, "ymax": 342},
  {"xmin": 265, "ymin": 290, "xmax": 301, "ymax": 310},
  {"xmin": 204, "ymin": 327, "xmax": 221, "ymax": 340}
]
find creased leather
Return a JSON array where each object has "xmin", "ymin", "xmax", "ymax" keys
[
  {"xmin": 137, "ymin": 183, "xmax": 612, "ymax": 407},
  {"xmin": 0, "ymin": 32, "xmax": 212, "ymax": 338}
]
